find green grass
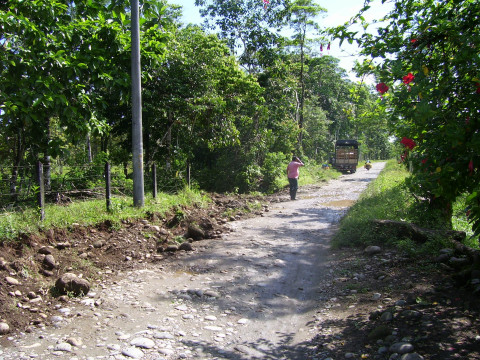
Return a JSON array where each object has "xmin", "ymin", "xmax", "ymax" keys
[
  {"xmin": 0, "ymin": 160, "xmax": 336, "ymax": 242},
  {"xmin": 332, "ymin": 160, "xmax": 478, "ymax": 252},
  {"xmin": 452, "ymin": 194, "xmax": 477, "ymax": 248},
  {"xmin": 0, "ymin": 187, "xmax": 209, "ymax": 242},
  {"xmin": 301, "ymin": 163, "xmax": 343, "ymax": 185}
]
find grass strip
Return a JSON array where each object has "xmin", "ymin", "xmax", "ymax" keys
[
  {"xmin": 0, "ymin": 187, "xmax": 209, "ymax": 242},
  {"xmin": 332, "ymin": 160, "xmax": 477, "ymax": 252}
]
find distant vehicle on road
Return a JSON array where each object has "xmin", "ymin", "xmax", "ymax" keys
[{"xmin": 331, "ymin": 139, "xmax": 359, "ymax": 173}]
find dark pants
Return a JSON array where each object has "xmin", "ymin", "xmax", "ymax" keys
[{"xmin": 288, "ymin": 177, "xmax": 298, "ymax": 200}]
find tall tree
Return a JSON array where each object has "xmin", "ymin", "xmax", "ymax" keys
[
  {"xmin": 303, "ymin": 56, "xmax": 352, "ymax": 159},
  {"xmin": 142, "ymin": 25, "xmax": 265, "ymax": 190},
  {"xmin": 1, "ymin": 0, "xmax": 90, "ymax": 195},
  {"xmin": 286, "ymin": 0, "xmax": 325, "ymax": 150},
  {"xmin": 306, "ymin": 56, "xmax": 352, "ymax": 140},
  {"xmin": 194, "ymin": 0, "xmax": 290, "ymax": 73},
  {"xmin": 0, "ymin": 0, "xmax": 170, "ymax": 199}
]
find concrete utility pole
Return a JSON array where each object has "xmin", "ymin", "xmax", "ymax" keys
[{"xmin": 131, "ymin": 0, "xmax": 144, "ymax": 207}]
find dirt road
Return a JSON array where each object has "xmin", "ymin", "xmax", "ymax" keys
[{"xmin": 0, "ymin": 163, "xmax": 385, "ymax": 360}]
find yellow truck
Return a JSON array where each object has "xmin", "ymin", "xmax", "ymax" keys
[{"xmin": 332, "ymin": 139, "xmax": 359, "ymax": 173}]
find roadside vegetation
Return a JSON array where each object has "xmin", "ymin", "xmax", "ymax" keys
[
  {"xmin": 0, "ymin": 188, "xmax": 209, "ymax": 242},
  {"xmin": 0, "ymin": 0, "xmax": 394, "ymax": 216},
  {"xmin": 0, "ymin": 161, "xmax": 340, "ymax": 242},
  {"xmin": 332, "ymin": 160, "xmax": 477, "ymax": 253}
]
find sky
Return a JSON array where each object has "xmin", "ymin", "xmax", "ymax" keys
[{"xmin": 171, "ymin": 0, "xmax": 393, "ymax": 83}]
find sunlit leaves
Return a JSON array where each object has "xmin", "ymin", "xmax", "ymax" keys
[
  {"xmin": 0, "ymin": 0, "xmax": 172, "ymax": 163},
  {"xmin": 194, "ymin": 0, "xmax": 291, "ymax": 73}
]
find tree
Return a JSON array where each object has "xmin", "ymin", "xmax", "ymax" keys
[
  {"xmin": 286, "ymin": 0, "xmax": 325, "ymax": 151},
  {"xmin": 333, "ymin": 0, "xmax": 480, "ymax": 235},
  {"xmin": 194, "ymin": 0, "xmax": 290, "ymax": 73},
  {"xmin": 1, "ymin": 0, "xmax": 94, "ymax": 195},
  {"xmin": 348, "ymin": 84, "xmax": 393, "ymax": 160},
  {"xmin": 306, "ymin": 55, "xmax": 353, "ymax": 143},
  {"xmin": 142, "ymin": 25, "xmax": 266, "ymax": 191},
  {"xmin": 0, "ymin": 0, "xmax": 171, "ymax": 201}
]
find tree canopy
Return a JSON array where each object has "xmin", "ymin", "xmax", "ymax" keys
[{"xmin": 0, "ymin": 0, "xmax": 392, "ymax": 202}]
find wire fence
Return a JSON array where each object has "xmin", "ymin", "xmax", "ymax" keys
[{"xmin": 0, "ymin": 161, "xmax": 189, "ymax": 220}]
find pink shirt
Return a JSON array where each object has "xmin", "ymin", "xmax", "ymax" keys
[{"xmin": 287, "ymin": 160, "xmax": 304, "ymax": 178}]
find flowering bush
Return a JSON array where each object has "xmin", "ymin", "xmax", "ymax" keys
[
  {"xmin": 400, "ymin": 137, "xmax": 416, "ymax": 150},
  {"xmin": 402, "ymin": 73, "xmax": 414, "ymax": 85},
  {"xmin": 376, "ymin": 82, "xmax": 389, "ymax": 94},
  {"xmin": 334, "ymin": 0, "xmax": 480, "ymax": 236}
]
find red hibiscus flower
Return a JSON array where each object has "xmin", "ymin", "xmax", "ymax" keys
[
  {"xmin": 400, "ymin": 137, "xmax": 416, "ymax": 150},
  {"xmin": 469, "ymin": 160, "xmax": 474, "ymax": 175},
  {"xmin": 403, "ymin": 73, "xmax": 415, "ymax": 85},
  {"xmin": 376, "ymin": 82, "xmax": 389, "ymax": 94}
]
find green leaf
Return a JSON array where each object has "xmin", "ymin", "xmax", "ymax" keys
[
  {"xmin": 466, "ymin": 192, "xmax": 478, "ymax": 203},
  {"xmin": 32, "ymin": 97, "xmax": 42, "ymax": 107}
]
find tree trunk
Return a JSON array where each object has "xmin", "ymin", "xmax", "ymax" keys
[
  {"xmin": 429, "ymin": 196, "xmax": 453, "ymax": 229},
  {"xmin": 298, "ymin": 27, "xmax": 306, "ymax": 150},
  {"xmin": 144, "ymin": 122, "xmax": 151, "ymax": 167},
  {"xmin": 43, "ymin": 117, "xmax": 52, "ymax": 192},
  {"xmin": 43, "ymin": 155, "xmax": 51, "ymax": 192},
  {"xmin": 10, "ymin": 127, "xmax": 24, "ymax": 202},
  {"xmin": 87, "ymin": 133, "xmax": 92, "ymax": 163},
  {"xmin": 166, "ymin": 111, "xmax": 173, "ymax": 170},
  {"xmin": 101, "ymin": 135, "xmax": 109, "ymax": 153}
]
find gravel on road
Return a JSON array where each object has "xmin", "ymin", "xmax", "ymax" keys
[{"xmin": 0, "ymin": 163, "xmax": 387, "ymax": 360}]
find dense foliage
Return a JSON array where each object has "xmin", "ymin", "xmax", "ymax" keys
[
  {"xmin": 0, "ymin": 0, "xmax": 392, "ymax": 207},
  {"xmin": 333, "ymin": 0, "xmax": 479, "ymax": 240}
]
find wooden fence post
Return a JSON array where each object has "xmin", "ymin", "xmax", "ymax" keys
[
  {"xmin": 152, "ymin": 163, "xmax": 157, "ymax": 199},
  {"xmin": 36, "ymin": 161, "xmax": 45, "ymax": 221},
  {"xmin": 105, "ymin": 162, "xmax": 111, "ymax": 212}
]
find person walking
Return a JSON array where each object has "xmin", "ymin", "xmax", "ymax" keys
[{"xmin": 286, "ymin": 156, "xmax": 304, "ymax": 200}]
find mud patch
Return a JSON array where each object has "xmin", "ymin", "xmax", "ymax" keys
[{"xmin": 320, "ymin": 200, "xmax": 356, "ymax": 208}]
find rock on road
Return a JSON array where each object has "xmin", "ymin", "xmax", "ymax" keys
[{"xmin": 0, "ymin": 163, "xmax": 386, "ymax": 360}]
